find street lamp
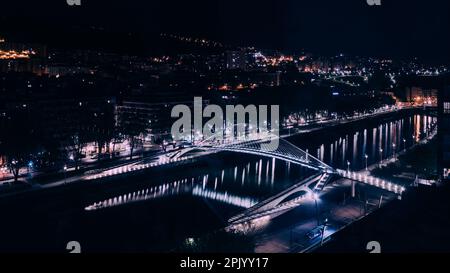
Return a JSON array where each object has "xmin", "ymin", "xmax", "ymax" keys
[
  {"xmin": 403, "ymin": 138, "xmax": 406, "ymax": 151},
  {"xmin": 27, "ymin": 161, "xmax": 34, "ymax": 176},
  {"xmin": 313, "ymin": 193, "xmax": 320, "ymax": 226},
  {"xmin": 365, "ymin": 154, "xmax": 368, "ymax": 171},
  {"xmin": 63, "ymin": 165, "xmax": 68, "ymax": 184},
  {"xmin": 11, "ymin": 159, "xmax": 18, "ymax": 181},
  {"xmin": 347, "ymin": 161, "xmax": 351, "ymax": 173},
  {"xmin": 321, "ymin": 218, "xmax": 328, "ymax": 246},
  {"xmin": 392, "ymin": 143, "xmax": 396, "ymax": 160},
  {"xmin": 379, "ymin": 148, "xmax": 383, "ymax": 166}
]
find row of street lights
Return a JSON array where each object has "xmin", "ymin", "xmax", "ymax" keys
[
  {"xmin": 346, "ymin": 136, "xmax": 411, "ymax": 172},
  {"xmin": 309, "ymin": 135, "xmax": 414, "ymax": 250}
]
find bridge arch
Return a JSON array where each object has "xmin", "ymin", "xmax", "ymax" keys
[{"xmin": 172, "ymin": 130, "xmax": 336, "ymax": 174}]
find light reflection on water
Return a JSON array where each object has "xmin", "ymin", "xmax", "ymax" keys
[
  {"xmin": 309, "ymin": 114, "xmax": 436, "ymax": 170},
  {"xmin": 85, "ymin": 156, "xmax": 312, "ymax": 211},
  {"xmin": 85, "ymin": 177, "xmax": 259, "ymax": 211}
]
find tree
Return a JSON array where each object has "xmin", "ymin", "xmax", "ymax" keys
[
  {"xmin": 117, "ymin": 110, "xmax": 148, "ymax": 160},
  {"xmin": 127, "ymin": 133, "xmax": 143, "ymax": 160},
  {"xmin": 0, "ymin": 110, "xmax": 38, "ymax": 182},
  {"xmin": 89, "ymin": 102, "xmax": 116, "ymax": 161},
  {"xmin": 110, "ymin": 128, "xmax": 122, "ymax": 158},
  {"xmin": 66, "ymin": 130, "xmax": 89, "ymax": 170}
]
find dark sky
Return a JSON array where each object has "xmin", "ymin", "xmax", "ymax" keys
[{"xmin": 1, "ymin": 0, "xmax": 449, "ymax": 63}]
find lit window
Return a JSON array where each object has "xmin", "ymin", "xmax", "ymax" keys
[{"xmin": 444, "ymin": 102, "xmax": 450, "ymax": 114}]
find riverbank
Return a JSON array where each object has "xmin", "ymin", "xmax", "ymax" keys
[
  {"xmin": 315, "ymin": 132, "xmax": 440, "ymax": 253},
  {"xmin": 315, "ymin": 182, "xmax": 450, "ymax": 253}
]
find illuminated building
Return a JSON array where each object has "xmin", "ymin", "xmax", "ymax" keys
[
  {"xmin": 403, "ymin": 76, "xmax": 439, "ymax": 105},
  {"xmin": 116, "ymin": 96, "xmax": 209, "ymax": 142},
  {"xmin": 406, "ymin": 86, "xmax": 438, "ymax": 104},
  {"xmin": 438, "ymin": 75, "xmax": 450, "ymax": 182},
  {"xmin": 2, "ymin": 97, "xmax": 116, "ymax": 143},
  {"xmin": 226, "ymin": 50, "xmax": 247, "ymax": 70},
  {"xmin": 0, "ymin": 40, "xmax": 47, "ymax": 75}
]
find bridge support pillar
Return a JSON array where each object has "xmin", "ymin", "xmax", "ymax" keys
[{"xmin": 351, "ymin": 181, "xmax": 356, "ymax": 198}]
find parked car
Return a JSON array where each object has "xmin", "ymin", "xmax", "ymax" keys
[{"xmin": 306, "ymin": 226, "xmax": 324, "ymax": 240}]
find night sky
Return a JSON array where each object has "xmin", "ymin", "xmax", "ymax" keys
[{"xmin": 1, "ymin": 0, "xmax": 449, "ymax": 62}]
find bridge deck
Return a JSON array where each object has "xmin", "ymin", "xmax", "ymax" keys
[
  {"xmin": 228, "ymin": 173, "xmax": 324, "ymax": 225},
  {"xmin": 336, "ymin": 169, "xmax": 406, "ymax": 195}
]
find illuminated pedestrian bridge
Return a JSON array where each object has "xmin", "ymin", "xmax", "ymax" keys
[
  {"xmin": 85, "ymin": 131, "xmax": 407, "ymax": 228},
  {"xmin": 171, "ymin": 131, "xmax": 406, "ymax": 197},
  {"xmin": 173, "ymin": 132, "xmax": 336, "ymax": 174}
]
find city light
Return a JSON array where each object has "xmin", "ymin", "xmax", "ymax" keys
[
  {"xmin": 312, "ymin": 193, "xmax": 319, "ymax": 201},
  {"xmin": 0, "ymin": 49, "xmax": 35, "ymax": 59}
]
